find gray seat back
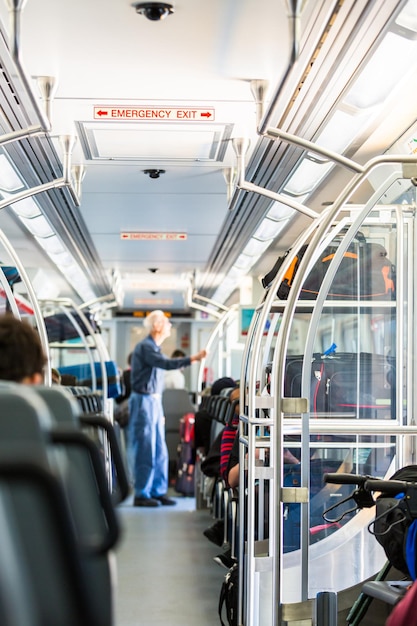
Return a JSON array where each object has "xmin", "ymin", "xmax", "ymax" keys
[{"xmin": 0, "ymin": 383, "xmax": 97, "ymax": 625}]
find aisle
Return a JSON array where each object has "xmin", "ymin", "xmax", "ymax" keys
[{"xmin": 114, "ymin": 492, "xmax": 225, "ymax": 626}]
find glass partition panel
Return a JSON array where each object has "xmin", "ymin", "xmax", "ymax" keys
[{"xmin": 240, "ymin": 178, "xmax": 417, "ymax": 625}]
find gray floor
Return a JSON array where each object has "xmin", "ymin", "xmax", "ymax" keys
[{"xmin": 114, "ymin": 492, "xmax": 225, "ymax": 626}]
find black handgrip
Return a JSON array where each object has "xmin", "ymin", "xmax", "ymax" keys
[
  {"xmin": 364, "ymin": 478, "xmax": 410, "ymax": 495},
  {"xmin": 324, "ymin": 473, "xmax": 369, "ymax": 486}
]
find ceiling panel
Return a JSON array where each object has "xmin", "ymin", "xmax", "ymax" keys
[{"xmin": 77, "ymin": 121, "xmax": 233, "ymax": 162}]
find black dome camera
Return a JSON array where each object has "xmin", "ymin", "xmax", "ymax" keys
[
  {"xmin": 133, "ymin": 2, "xmax": 174, "ymax": 21},
  {"xmin": 144, "ymin": 169, "xmax": 165, "ymax": 179}
]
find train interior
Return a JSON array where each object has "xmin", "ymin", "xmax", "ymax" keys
[{"xmin": 0, "ymin": 0, "xmax": 417, "ymax": 625}]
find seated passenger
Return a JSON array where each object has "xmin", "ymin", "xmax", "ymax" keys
[
  {"xmin": 211, "ymin": 386, "xmax": 240, "ymax": 568},
  {"xmin": 219, "ymin": 387, "xmax": 240, "ymax": 485},
  {"xmin": 194, "ymin": 376, "xmax": 237, "ymax": 457},
  {"xmin": 51, "ymin": 368, "xmax": 61, "ymax": 385},
  {"xmin": 213, "ymin": 423, "xmax": 300, "ymax": 566},
  {"xmin": 202, "ymin": 385, "xmax": 239, "ymax": 550},
  {"xmin": 115, "ymin": 352, "xmax": 132, "ymax": 428},
  {"xmin": 0, "ymin": 314, "xmax": 46, "ymax": 385}
]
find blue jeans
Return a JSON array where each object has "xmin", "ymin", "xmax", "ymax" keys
[{"xmin": 128, "ymin": 392, "xmax": 168, "ymax": 498}]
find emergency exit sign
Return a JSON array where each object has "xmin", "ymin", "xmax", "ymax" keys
[
  {"xmin": 94, "ymin": 106, "xmax": 215, "ymax": 121},
  {"xmin": 121, "ymin": 232, "xmax": 187, "ymax": 241}
]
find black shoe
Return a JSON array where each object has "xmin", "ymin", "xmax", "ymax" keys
[
  {"xmin": 155, "ymin": 495, "xmax": 177, "ymax": 506},
  {"xmin": 203, "ymin": 520, "xmax": 225, "ymax": 546},
  {"xmin": 213, "ymin": 549, "xmax": 234, "ymax": 569},
  {"xmin": 134, "ymin": 497, "xmax": 161, "ymax": 507}
]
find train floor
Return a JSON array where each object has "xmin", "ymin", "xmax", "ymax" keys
[
  {"xmin": 113, "ymin": 491, "xmax": 395, "ymax": 626},
  {"xmin": 114, "ymin": 489, "xmax": 224, "ymax": 626}
]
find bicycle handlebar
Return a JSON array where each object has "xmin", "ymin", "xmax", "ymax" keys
[
  {"xmin": 364, "ymin": 478, "xmax": 411, "ymax": 495},
  {"xmin": 325, "ymin": 473, "xmax": 417, "ymax": 493},
  {"xmin": 323, "ymin": 473, "xmax": 417, "ymax": 522},
  {"xmin": 324, "ymin": 473, "xmax": 371, "ymax": 486}
]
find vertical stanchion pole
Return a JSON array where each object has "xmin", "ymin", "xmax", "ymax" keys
[{"xmin": 315, "ymin": 591, "xmax": 337, "ymax": 626}]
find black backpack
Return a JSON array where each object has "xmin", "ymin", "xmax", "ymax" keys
[
  {"xmin": 261, "ymin": 244, "xmax": 308, "ymax": 298},
  {"xmin": 218, "ymin": 563, "xmax": 238, "ymax": 626},
  {"xmin": 262, "ymin": 233, "xmax": 395, "ymax": 301},
  {"xmin": 373, "ymin": 465, "xmax": 417, "ymax": 578},
  {"xmin": 301, "ymin": 237, "xmax": 395, "ymax": 300}
]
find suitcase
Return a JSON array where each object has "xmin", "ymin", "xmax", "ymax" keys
[
  {"xmin": 284, "ymin": 352, "xmax": 395, "ymax": 418},
  {"xmin": 175, "ymin": 413, "xmax": 195, "ymax": 496}
]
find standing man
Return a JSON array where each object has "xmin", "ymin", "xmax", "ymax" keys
[{"xmin": 129, "ymin": 310, "xmax": 206, "ymax": 507}]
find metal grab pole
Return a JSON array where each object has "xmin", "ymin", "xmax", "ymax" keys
[{"xmin": 315, "ymin": 592, "xmax": 338, "ymax": 626}]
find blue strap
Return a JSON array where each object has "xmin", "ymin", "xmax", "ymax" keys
[
  {"xmin": 405, "ymin": 519, "xmax": 417, "ymax": 580},
  {"xmin": 322, "ymin": 343, "xmax": 337, "ymax": 356}
]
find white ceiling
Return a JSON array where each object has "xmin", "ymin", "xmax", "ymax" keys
[{"xmin": 0, "ymin": 0, "xmax": 292, "ymax": 312}]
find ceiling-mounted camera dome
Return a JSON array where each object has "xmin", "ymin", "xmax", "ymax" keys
[
  {"xmin": 132, "ymin": 2, "xmax": 174, "ymax": 21},
  {"xmin": 144, "ymin": 169, "xmax": 165, "ymax": 179}
]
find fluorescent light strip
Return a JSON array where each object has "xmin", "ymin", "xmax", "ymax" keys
[
  {"xmin": 234, "ymin": 253, "xmax": 255, "ymax": 271},
  {"xmin": 345, "ymin": 31, "xmax": 417, "ymax": 110},
  {"xmin": 35, "ymin": 234, "xmax": 67, "ymax": 256},
  {"xmin": 396, "ymin": 0, "xmax": 417, "ymax": 32},
  {"xmin": 283, "ymin": 3, "xmax": 417, "ymax": 199},
  {"xmin": 267, "ymin": 202, "xmax": 295, "ymax": 221},
  {"xmin": 18, "ymin": 214, "xmax": 54, "ymax": 238},
  {"xmin": 243, "ymin": 237, "xmax": 271, "ymax": 257},
  {"xmin": 10, "ymin": 196, "xmax": 41, "ymax": 218},
  {"xmin": 0, "ymin": 154, "xmax": 25, "ymax": 192},
  {"xmin": 0, "ymin": 152, "xmax": 99, "ymax": 304},
  {"xmin": 284, "ymin": 158, "xmax": 333, "ymax": 196},
  {"xmin": 253, "ymin": 217, "xmax": 284, "ymax": 241},
  {"xmin": 315, "ymin": 108, "xmax": 372, "ymax": 154},
  {"xmin": 12, "ymin": 203, "xmax": 97, "ymax": 302}
]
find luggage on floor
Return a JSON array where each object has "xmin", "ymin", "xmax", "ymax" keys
[{"xmin": 175, "ymin": 413, "xmax": 195, "ymax": 496}]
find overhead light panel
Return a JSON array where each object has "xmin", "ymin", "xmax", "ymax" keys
[
  {"xmin": 266, "ymin": 202, "xmax": 295, "ymax": 221},
  {"xmin": 234, "ymin": 253, "xmax": 255, "ymax": 271},
  {"xmin": 11, "ymin": 196, "xmax": 41, "ymax": 218},
  {"xmin": 243, "ymin": 237, "xmax": 271, "ymax": 258},
  {"xmin": 35, "ymin": 234, "xmax": 67, "ymax": 256},
  {"xmin": 283, "ymin": 157, "xmax": 333, "ymax": 196},
  {"xmin": 315, "ymin": 108, "xmax": 372, "ymax": 154},
  {"xmin": 0, "ymin": 154, "xmax": 25, "ymax": 192},
  {"xmin": 253, "ymin": 217, "xmax": 287, "ymax": 241},
  {"xmin": 18, "ymin": 214, "xmax": 54, "ymax": 238},
  {"xmin": 344, "ymin": 0, "xmax": 417, "ymax": 112},
  {"xmin": 396, "ymin": 0, "xmax": 417, "ymax": 32}
]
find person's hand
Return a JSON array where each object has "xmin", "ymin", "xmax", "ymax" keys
[{"xmin": 191, "ymin": 349, "xmax": 207, "ymax": 362}]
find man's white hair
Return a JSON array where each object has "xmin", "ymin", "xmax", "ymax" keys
[{"xmin": 143, "ymin": 310, "xmax": 165, "ymax": 331}]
